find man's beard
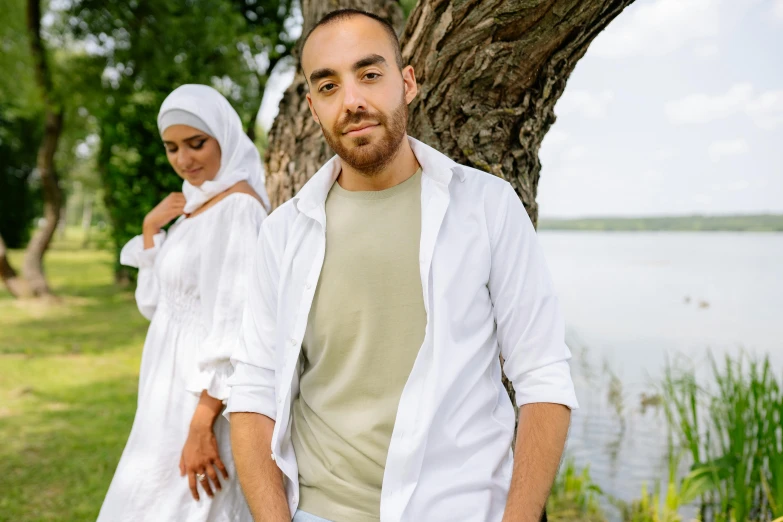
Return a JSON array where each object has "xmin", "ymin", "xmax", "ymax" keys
[{"xmin": 320, "ymin": 96, "xmax": 408, "ymax": 176}]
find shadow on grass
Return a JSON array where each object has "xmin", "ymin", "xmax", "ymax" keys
[{"xmin": 0, "ymin": 375, "xmax": 138, "ymax": 522}]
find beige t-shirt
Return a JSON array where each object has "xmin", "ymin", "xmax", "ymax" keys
[{"xmin": 291, "ymin": 169, "xmax": 426, "ymax": 522}]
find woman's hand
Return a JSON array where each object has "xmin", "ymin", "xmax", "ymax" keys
[
  {"xmin": 179, "ymin": 391, "xmax": 228, "ymax": 501},
  {"xmin": 142, "ymin": 193, "xmax": 186, "ymax": 248}
]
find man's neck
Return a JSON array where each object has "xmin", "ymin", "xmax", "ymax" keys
[{"xmin": 337, "ymin": 138, "xmax": 420, "ymax": 192}]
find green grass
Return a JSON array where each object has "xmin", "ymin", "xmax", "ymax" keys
[
  {"xmin": 0, "ymin": 235, "xmax": 147, "ymax": 521},
  {"xmin": 548, "ymin": 459, "xmax": 607, "ymax": 522}
]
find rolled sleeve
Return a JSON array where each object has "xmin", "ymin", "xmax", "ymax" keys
[
  {"xmin": 224, "ymin": 222, "xmax": 280, "ymax": 421},
  {"xmin": 224, "ymin": 362, "xmax": 277, "ymax": 420},
  {"xmin": 488, "ymin": 184, "xmax": 579, "ymax": 410}
]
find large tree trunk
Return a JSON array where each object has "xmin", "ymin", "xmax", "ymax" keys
[
  {"xmin": 403, "ymin": 0, "xmax": 634, "ymax": 225},
  {"xmin": 264, "ymin": 0, "xmax": 404, "ymax": 209},
  {"xmin": 24, "ymin": 0, "xmax": 64, "ymax": 297}
]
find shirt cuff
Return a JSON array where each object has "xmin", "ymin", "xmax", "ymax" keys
[
  {"xmin": 513, "ymin": 360, "xmax": 579, "ymax": 410},
  {"xmin": 223, "ymin": 362, "xmax": 277, "ymax": 422}
]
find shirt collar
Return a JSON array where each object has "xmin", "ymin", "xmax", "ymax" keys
[{"xmin": 293, "ymin": 136, "xmax": 466, "ymax": 217}]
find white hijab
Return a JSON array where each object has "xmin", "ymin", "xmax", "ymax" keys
[{"xmin": 157, "ymin": 84, "xmax": 270, "ymax": 214}]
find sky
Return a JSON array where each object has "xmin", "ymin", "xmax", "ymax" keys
[{"xmin": 258, "ymin": 0, "xmax": 783, "ymax": 218}]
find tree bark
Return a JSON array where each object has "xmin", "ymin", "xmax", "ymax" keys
[
  {"xmin": 264, "ymin": 0, "xmax": 404, "ymax": 209},
  {"xmin": 24, "ymin": 0, "xmax": 64, "ymax": 297},
  {"xmin": 404, "ymin": 0, "xmax": 634, "ymax": 419},
  {"xmin": 403, "ymin": 0, "xmax": 634, "ymax": 225},
  {"xmin": 81, "ymin": 193, "xmax": 94, "ymax": 249},
  {"xmin": 0, "ymin": 233, "xmax": 32, "ymax": 298}
]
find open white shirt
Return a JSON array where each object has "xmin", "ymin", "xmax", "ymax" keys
[{"xmin": 225, "ymin": 137, "xmax": 579, "ymax": 522}]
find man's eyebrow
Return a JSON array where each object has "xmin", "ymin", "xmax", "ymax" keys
[
  {"xmin": 353, "ymin": 54, "xmax": 387, "ymax": 71},
  {"xmin": 310, "ymin": 67, "xmax": 337, "ymax": 83}
]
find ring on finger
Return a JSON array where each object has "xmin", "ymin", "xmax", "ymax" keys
[{"xmin": 196, "ymin": 472, "xmax": 207, "ymax": 482}]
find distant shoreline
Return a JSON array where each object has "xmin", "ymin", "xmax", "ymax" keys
[{"xmin": 537, "ymin": 214, "xmax": 783, "ymax": 232}]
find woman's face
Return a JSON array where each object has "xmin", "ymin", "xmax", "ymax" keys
[{"xmin": 162, "ymin": 124, "xmax": 221, "ymax": 186}]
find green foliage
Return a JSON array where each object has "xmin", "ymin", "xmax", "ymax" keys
[
  {"xmin": 0, "ymin": 0, "xmax": 43, "ymax": 247},
  {"xmin": 401, "ymin": 0, "xmax": 419, "ymax": 18},
  {"xmin": 548, "ymin": 459, "xmax": 607, "ymax": 522},
  {"xmin": 662, "ymin": 353, "xmax": 783, "ymax": 522},
  {"xmin": 54, "ymin": 0, "xmax": 295, "ymax": 273},
  {"xmin": 621, "ymin": 452, "xmax": 716, "ymax": 522},
  {"xmin": 0, "ymin": 107, "xmax": 42, "ymax": 247}
]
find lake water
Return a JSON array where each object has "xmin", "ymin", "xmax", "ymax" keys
[{"xmin": 537, "ymin": 231, "xmax": 783, "ymax": 518}]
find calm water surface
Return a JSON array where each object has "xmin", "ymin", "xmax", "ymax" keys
[{"xmin": 537, "ymin": 231, "xmax": 783, "ymax": 518}]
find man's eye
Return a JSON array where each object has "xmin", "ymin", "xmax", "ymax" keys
[
  {"xmin": 365, "ymin": 73, "xmax": 380, "ymax": 80},
  {"xmin": 320, "ymin": 83, "xmax": 336, "ymax": 93}
]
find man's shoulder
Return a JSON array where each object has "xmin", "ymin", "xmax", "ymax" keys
[
  {"xmin": 451, "ymin": 164, "xmax": 513, "ymax": 205},
  {"xmin": 260, "ymin": 197, "xmax": 299, "ymax": 240}
]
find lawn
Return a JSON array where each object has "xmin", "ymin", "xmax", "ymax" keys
[{"xmin": 0, "ymin": 234, "xmax": 148, "ymax": 521}]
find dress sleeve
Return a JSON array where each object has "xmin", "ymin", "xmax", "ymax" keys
[
  {"xmin": 187, "ymin": 196, "xmax": 267, "ymax": 401},
  {"xmin": 120, "ymin": 231, "xmax": 166, "ymax": 321}
]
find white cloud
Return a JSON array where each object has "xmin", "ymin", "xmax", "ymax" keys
[
  {"xmin": 258, "ymin": 65, "xmax": 296, "ymax": 130},
  {"xmin": 556, "ymin": 90, "xmax": 614, "ymax": 119},
  {"xmin": 708, "ymin": 139, "xmax": 749, "ymax": 162},
  {"xmin": 746, "ymin": 90, "xmax": 783, "ymax": 130},
  {"xmin": 565, "ymin": 145, "xmax": 589, "ymax": 161},
  {"xmin": 665, "ymin": 83, "xmax": 752, "ymax": 124},
  {"xmin": 693, "ymin": 43, "xmax": 719, "ymax": 58},
  {"xmin": 656, "ymin": 147, "xmax": 677, "ymax": 160},
  {"xmin": 666, "ymin": 84, "xmax": 783, "ymax": 130},
  {"xmin": 774, "ymin": 0, "xmax": 783, "ymax": 19},
  {"xmin": 542, "ymin": 129, "xmax": 569, "ymax": 149},
  {"xmin": 590, "ymin": 0, "xmax": 720, "ymax": 58}
]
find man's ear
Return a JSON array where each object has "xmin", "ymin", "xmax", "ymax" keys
[
  {"xmin": 306, "ymin": 93, "xmax": 320, "ymax": 124},
  {"xmin": 402, "ymin": 65, "xmax": 418, "ymax": 104}
]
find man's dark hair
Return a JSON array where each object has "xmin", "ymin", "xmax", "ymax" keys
[{"xmin": 299, "ymin": 9, "xmax": 404, "ymax": 73}]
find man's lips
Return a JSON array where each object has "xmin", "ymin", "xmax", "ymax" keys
[{"xmin": 343, "ymin": 123, "xmax": 379, "ymax": 136}]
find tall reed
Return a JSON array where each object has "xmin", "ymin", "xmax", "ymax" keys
[{"xmin": 662, "ymin": 352, "xmax": 783, "ymax": 521}]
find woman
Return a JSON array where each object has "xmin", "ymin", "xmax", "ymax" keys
[{"xmin": 98, "ymin": 84, "xmax": 270, "ymax": 522}]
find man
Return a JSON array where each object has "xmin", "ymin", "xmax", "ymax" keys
[{"xmin": 226, "ymin": 9, "xmax": 578, "ymax": 522}]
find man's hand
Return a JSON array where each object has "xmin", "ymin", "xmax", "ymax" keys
[{"xmin": 502, "ymin": 402, "xmax": 571, "ymax": 522}]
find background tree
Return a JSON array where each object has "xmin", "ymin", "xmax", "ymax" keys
[
  {"xmin": 15, "ymin": 0, "xmax": 64, "ymax": 298},
  {"xmin": 65, "ymin": 0, "xmax": 294, "ymax": 281},
  {"xmin": 230, "ymin": 0, "xmax": 298, "ymax": 140}
]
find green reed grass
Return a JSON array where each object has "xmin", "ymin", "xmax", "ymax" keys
[{"xmin": 661, "ymin": 352, "xmax": 783, "ymax": 522}]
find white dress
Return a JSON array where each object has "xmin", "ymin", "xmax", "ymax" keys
[{"xmin": 98, "ymin": 193, "xmax": 266, "ymax": 522}]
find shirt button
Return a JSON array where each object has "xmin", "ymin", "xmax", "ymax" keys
[
  {"xmin": 270, "ymin": 453, "xmax": 276, "ymax": 461},
  {"xmin": 289, "ymin": 337, "xmax": 297, "ymax": 346},
  {"xmin": 305, "ymin": 281, "xmax": 313, "ymax": 290}
]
